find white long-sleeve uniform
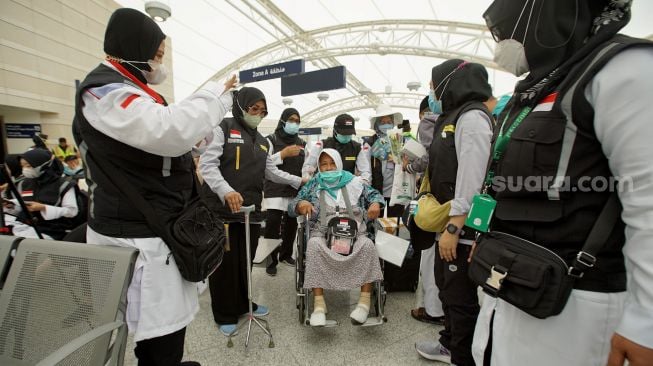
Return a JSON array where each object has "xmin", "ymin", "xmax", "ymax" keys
[
  {"xmin": 198, "ymin": 128, "xmax": 302, "ymax": 205},
  {"xmin": 473, "ymin": 47, "xmax": 653, "ymax": 365},
  {"xmin": 81, "ymin": 61, "xmax": 233, "ymax": 342}
]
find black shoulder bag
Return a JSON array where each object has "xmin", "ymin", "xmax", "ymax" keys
[
  {"xmin": 468, "ymin": 105, "xmax": 622, "ymax": 319},
  {"xmin": 469, "ymin": 194, "xmax": 620, "ymax": 319},
  {"xmin": 90, "ymin": 156, "xmax": 225, "ymax": 283}
]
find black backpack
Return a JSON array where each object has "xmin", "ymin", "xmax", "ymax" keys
[{"xmin": 58, "ymin": 181, "xmax": 88, "ymax": 229}]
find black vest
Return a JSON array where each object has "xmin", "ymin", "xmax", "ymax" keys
[
  {"xmin": 18, "ymin": 178, "xmax": 73, "ymax": 240},
  {"xmin": 322, "ymin": 137, "xmax": 361, "ymax": 174},
  {"xmin": 365, "ymin": 134, "xmax": 385, "ymax": 193},
  {"xmin": 428, "ymin": 101, "xmax": 493, "ymax": 241},
  {"xmin": 73, "ymin": 64, "xmax": 194, "ymax": 237},
  {"xmin": 490, "ymin": 35, "xmax": 652, "ymax": 292},
  {"xmin": 202, "ymin": 118, "xmax": 268, "ymax": 222},
  {"xmin": 263, "ymin": 132, "xmax": 305, "ymax": 198}
]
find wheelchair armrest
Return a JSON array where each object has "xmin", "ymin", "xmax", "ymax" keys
[{"xmin": 35, "ymin": 320, "xmax": 124, "ymax": 366}]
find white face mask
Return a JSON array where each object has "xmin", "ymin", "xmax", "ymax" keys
[
  {"xmin": 494, "ymin": 39, "xmax": 530, "ymax": 76},
  {"xmin": 143, "ymin": 62, "xmax": 168, "ymax": 85},
  {"xmin": 22, "ymin": 167, "xmax": 40, "ymax": 179},
  {"xmin": 121, "ymin": 59, "xmax": 168, "ymax": 84},
  {"xmin": 492, "ymin": 0, "xmax": 534, "ymax": 77}
]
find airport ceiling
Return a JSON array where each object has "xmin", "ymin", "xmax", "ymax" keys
[{"xmin": 117, "ymin": 0, "xmax": 653, "ymax": 128}]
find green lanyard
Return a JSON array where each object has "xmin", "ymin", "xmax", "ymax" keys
[{"xmin": 484, "ymin": 106, "xmax": 533, "ymax": 188}]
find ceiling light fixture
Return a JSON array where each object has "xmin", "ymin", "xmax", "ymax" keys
[
  {"xmin": 145, "ymin": 1, "xmax": 171, "ymax": 22},
  {"xmin": 407, "ymin": 81, "xmax": 421, "ymax": 91}
]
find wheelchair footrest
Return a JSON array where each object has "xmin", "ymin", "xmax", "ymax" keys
[
  {"xmin": 310, "ymin": 319, "xmax": 339, "ymax": 328},
  {"xmin": 360, "ymin": 316, "xmax": 385, "ymax": 327}
]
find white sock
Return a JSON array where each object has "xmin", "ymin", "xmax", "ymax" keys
[
  {"xmin": 358, "ymin": 291, "xmax": 371, "ymax": 309},
  {"xmin": 314, "ymin": 295, "xmax": 326, "ymax": 314}
]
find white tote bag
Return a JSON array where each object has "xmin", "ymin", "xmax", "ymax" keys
[{"xmin": 389, "ymin": 163, "xmax": 416, "ymax": 206}]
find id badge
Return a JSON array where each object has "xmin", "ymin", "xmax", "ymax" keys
[{"xmin": 465, "ymin": 194, "xmax": 497, "ymax": 233}]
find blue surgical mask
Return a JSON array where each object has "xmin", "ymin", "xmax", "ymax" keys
[
  {"xmin": 428, "ymin": 89, "xmax": 442, "ymax": 115},
  {"xmin": 335, "ymin": 133, "xmax": 352, "ymax": 144},
  {"xmin": 283, "ymin": 121, "xmax": 300, "ymax": 135},
  {"xmin": 319, "ymin": 170, "xmax": 342, "ymax": 184},
  {"xmin": 378, "ymin": 124, "xmax": 394, "ymax": 134},
  {"xmin": 64, "ymin": 166, "xmax": 81, "ymax": 176}
]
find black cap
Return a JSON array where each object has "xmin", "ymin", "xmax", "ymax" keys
[{"xmin": 334, "ymin": 114, "xmax": 356, "ymax": 135}]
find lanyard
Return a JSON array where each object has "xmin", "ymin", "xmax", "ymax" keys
[{"xmin": 483, "ymin": 106, "xmax": 532, "ymax": 188}]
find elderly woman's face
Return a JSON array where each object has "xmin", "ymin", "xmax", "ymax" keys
[{"xmin": 318, "ymin": 153, "xmax": 337, "ymax": 172}]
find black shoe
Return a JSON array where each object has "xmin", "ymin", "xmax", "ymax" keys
[
  {"xmin": 180, "ymin": 362, "xmax": 201, "ymax": 366},
  {"xmin": 266, "ymin": 265, "xmax": 277, "ymax": 276},
  {"xmin": 280, "ymin": 257, "xmax": 296, "ymax": 267}
]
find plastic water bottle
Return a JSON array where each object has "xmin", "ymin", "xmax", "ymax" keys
[{"xmin": 409, "ymin": 200, "xmax": 418, "ymax": 215}]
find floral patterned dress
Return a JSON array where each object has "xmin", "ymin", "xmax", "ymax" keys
[{"xmin": 289, "ymin": 177, "xmax": 385, "ymax": 290}]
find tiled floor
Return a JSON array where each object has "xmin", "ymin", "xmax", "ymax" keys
[{"xmin": 123, "ymin": 262, "xmax": 446, "ymax": 366}]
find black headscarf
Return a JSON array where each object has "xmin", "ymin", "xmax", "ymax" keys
[
  {"xmin": 21, "ymin": 149, "xmax": 63, "ymax": 185},
  {"xmin": 104, "ymin": 8, "xmax": 166, "ymax": 84},
  {"xmin": 274, "ymin": 108, "xmax": 301, "ymax": 144},
  {"xmin": 431, "ymin": 59, "xmax": 492, "ymax": 114},
  {"xmin": 419, "ymin": 96, "xmax": 429, "ymax": 113},
  {"xmin": 232, "ymin": 87, "xmax": 267, "ymax": 133},
  {"xmin": 5, "ymin": 154, "xmax": 22, "ymax": 179},
  {"xmin": 484, "ymin": 0, "xmax": 632, "ymax": 105}
]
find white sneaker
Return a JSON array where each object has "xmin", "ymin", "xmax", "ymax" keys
[
  {"xmin": 415, "ymin": 341, "xmax": 451, "ymax": 363},
  {"xmin": 349, "ymin": 304, "xmax": 369, "ymax": 324},
  {"xmin": 309, "ymin": 311, "xmax": 326, "ymax": 326}
]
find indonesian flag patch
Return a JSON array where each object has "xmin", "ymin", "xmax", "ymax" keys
[
  {"xmin": 533, "ymin": 92, "xmax": 558, "ymax": 112},
  {"xmin": 230, "ymin": 129, "xmax": 241, "ymax": 139}
]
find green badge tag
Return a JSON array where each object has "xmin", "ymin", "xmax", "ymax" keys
[{"xmin": 465, "ymin": 194, "xmax": 497, "ymax": 233}]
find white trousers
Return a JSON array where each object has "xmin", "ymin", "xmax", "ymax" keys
[
  {"xmin": 87, "ymin": 227, "xmax": 199, "ymax": 342},
  {"xmin": 415, "ymin": 246, "xmax": 444, "ymax": 317},
  {"xmin": 472, "ymin": 289, "xmax": 626, "ymax": 366}
]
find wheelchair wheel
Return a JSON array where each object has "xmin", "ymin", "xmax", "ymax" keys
[{"xmin": 373, "ymin": 281, "xmax": 387, "ymax": 319}]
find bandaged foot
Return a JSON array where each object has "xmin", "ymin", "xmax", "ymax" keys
[
  {"xmin": 350, "ymin": 291, "xmax": 371, "ymax": 324},
  {"xmin": 310, "ymin": 295, "xmax": 327, "ymax": 326}
]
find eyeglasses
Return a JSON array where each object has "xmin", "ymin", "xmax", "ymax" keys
[{"xmin": 248, "ymin": 105, "xmax": 268, "ymax": 118}]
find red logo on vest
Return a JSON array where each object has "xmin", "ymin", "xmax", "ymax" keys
[{"xmin": 533, "ymin": 92, "xmax": 558, "ymax": 112}]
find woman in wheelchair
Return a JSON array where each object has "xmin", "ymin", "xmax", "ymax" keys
[{"xmin": 290, "ymin": 148, "xmax": 384, "ymax": 326}]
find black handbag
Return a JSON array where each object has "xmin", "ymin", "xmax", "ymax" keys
[
  {"xmin": 89, "ymin": 155, "xmax": 225, "ymax": 283},
  {"xmin": 468, "ymin": 194, "xmax": 620, "ymax": 319}
]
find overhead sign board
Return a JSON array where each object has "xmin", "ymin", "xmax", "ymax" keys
[
  {"xmin": 298, "ymin": 127, "xmax": 322, "ymax": 136},
  {"xmin": 239, "ymin": 59, "xmax": 305, "ymax": 84},
  {"xmin": 281, "ymin": 66, "xmax": 346, "ymax": 96},
  {"xmin": 5, "ymin": 123, "xmax": 42, "ymax": 138}
]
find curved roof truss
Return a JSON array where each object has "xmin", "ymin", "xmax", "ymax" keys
[
  {"xmin": 203, "ymin": 18, "xmax": 498, "ymax": 88},
  {"xmin": 302, "ymin": 92, "xmax": 424, "ymax": 127},
  {"xmin": 201, "ymin": 4, "xmax": 497, "ymax": 126}
]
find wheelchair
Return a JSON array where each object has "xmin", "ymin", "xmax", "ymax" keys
[{"xmin": 295, "ymin": 215, "xmax": 387, "ymax": 327}]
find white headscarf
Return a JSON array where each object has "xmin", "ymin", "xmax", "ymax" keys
[{"xmin": 317, "ymin": 148, "xmax": 364, "ymax": 209}]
